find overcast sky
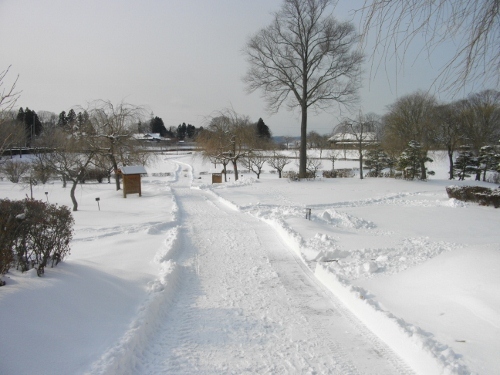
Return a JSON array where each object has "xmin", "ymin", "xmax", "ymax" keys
[{"xmin": 0, "ymin": 0, "xmax": 484, "ymax": 136}]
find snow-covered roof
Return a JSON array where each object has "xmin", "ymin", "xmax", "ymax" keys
[
  {"xmin": 132, "ymin": 133, "xmax": 162, "ymax": 140},
  {"xmin": 328, "ymin": 132, "xmax": 377, "ymax": 143},
  {"xmin": 120, "ymin": 166, "xmax": 147, "ymax": 175}
]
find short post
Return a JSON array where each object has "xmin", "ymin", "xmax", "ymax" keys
[
  {"xmin": 45, "ymin": 192, "xmax": 49, "ymax": 203},
  {"xmin": 95, "ymin": 197, "xmax": 100, "ymax": 211},
  {"xmin": 305, "ymin": 208, "xmax": 311, "ymax": 220}
]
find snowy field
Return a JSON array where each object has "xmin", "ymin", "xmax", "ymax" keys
[{"xmin": 0, "ymin": 151, "xmax": 499, "ymax": 375}]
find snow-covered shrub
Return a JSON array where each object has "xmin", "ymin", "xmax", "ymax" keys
[
  {"xmin": 1, "ymin": 160, "xmax": 31, "ymax": 183},
  {"xmin": 397, "ymin": 140, "xmax": 434, "ymax": 180},
  {"xmin": 446, "ymin": 186, "xmax": 500, "ymax": 208},
  {"xmin": 0, "ymin": 199, "xmax": 74, "ymax": 281},
  {"xmin": 323, "ymin": 169, "xmax": 355, "ymax": 178}
]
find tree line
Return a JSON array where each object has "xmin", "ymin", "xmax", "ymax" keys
[{"xmin": 331, "ymin": 89, "xmax": 500, "ymax": 181}]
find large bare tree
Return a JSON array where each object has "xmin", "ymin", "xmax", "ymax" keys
[
  {"xmin": 359, "ymin": 0, "xmax": 500, "ymax": 91},
  {"xmin": 0, "ymin": 66, "xmax": 22, "ymax": 155},
  {"xmin": 383, "ymin": 91, "xmax": 437, "ymax": 180},
  {"xmin": 244, "ymin": 0, "xmax": 363, "ymax": 178},
  {"xmin": 84, "ymin": 100, "xmax": 148, "ymax": 190},
  {"xmin": 197, "ymin": 110, "xmax": 255, "ymax": 181},
  {"xmin": 34, "ymin": 128, "xmax": 96, "ymax": 212}
]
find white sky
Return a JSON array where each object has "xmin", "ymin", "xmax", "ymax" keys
[{"xmin": 0, "ymin": 0, "xmax": 485, "ymax": 136}]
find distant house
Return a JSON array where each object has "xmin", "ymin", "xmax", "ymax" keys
[
  {"xmin": 328, "ymin": 132, "xmax": 378, "ymax": 148},
  {"xmin": 133, "ymin": 133, "xmax": 162, "ymax": 142}
]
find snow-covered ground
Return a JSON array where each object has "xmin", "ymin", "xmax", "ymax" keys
[{"xmin": 0, "ymin": 151, "xmax": 498, "ymax": 375}]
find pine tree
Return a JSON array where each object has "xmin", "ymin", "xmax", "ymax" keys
[
  {"xmin": 150, "ymin": 116, "xmax": 167, "ymax": 137},
  {"xmin": 256, "ymin": 118, "xmax": 271, "ymax": 139},
  {"xmin": 397, "ymin": 140, "xmax": 434, "ymax": 180},
  {"xmin": 57, "ymin": 111, "xmax": 67, "ymax": 127},
  {"xmin": 478, "ymin": 145, "xmax": 500, "ymax": 181},
  {"xmin": 454, "ymin": 145, "xmax": 478, "ymax": 181},
  {"xmin": 364, "ymin": 146, "xmax": 389, "ymax": 177}
]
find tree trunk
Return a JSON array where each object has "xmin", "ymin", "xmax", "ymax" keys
[
  {"xmin": 420, "ymin": 159, "xmax": 427, "ymax": 180},
  {"xmin": 299, "ymin": 104, "xmax": 307, "ymax": 178},
  {"xmin": 448, "ymin": 148, "xmax": 454, "ymax": 179},
  {"xmin": 358, "ymin": 142, "xmax": 364, "ymax": 179},
  {"xmin": 111, "ymin": 158, "xmax": 120, "ymax": 191},
  {"xmin": 232, "ymin": 159, "xmax": 239, "ymax": 181},
  {"xmin": 70, "ymin": 180, "xmax": 78, "ymax": 211}
]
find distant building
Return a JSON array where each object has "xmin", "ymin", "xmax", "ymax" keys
[{"xmin": 328, "ymin": 132, "xmax": 378, "ymax": 148}]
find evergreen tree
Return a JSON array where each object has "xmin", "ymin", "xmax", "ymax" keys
[
  {"xmin": 397, "ymin": 140, "xmax": 434, "ymax": 180},
  {"xmin": 364, "ymin": 146, "xmax": 389, "ymax": 177},
  {"xmin": 66, "ymin": 109, "xmax": 77, "ymax": 127},
  {"xmin": 177, "ymin": 123, "xmax": 187, "ymax": 140},
  {"xmin": 150, "ymin": 116, "xmax": 167, "ymax": 137},
  {"xmin": 17, "ymin": 107, "xmax": 42, "ymax": 144},
  {"xmin": 57, "ymin": 111, "xmax": 67, "ymax": 127},
  {"xmin": 453, "ymin": 145, "xmax": 478, "ymax": 181},
  {"xmin": 186, "ymin": 124, "xmax": 196, "ymax": 138},
  {"xmin": 256, "ymin": 118, "xmax": 271, "ymax": 139},
  {"xmin": 478, "ymin": 145, "xmax": 500, "ymax": 181}
]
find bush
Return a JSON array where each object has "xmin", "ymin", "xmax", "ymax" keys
[
  {"xmin": 323, "ymin": 169, "xmax": 355, "ymax": 178},
  {"xmin": 284, "ymin": 171, "xmax": 315, "ymax": 180},
  {"xmin": 0, "ymin": 199, "xmax": 74, "ymax": 282},
  {"xmin": 82, "ymin": 168, "xmax": 110, "ymax": 183},
  {"xmin": 32, "ymin": 163, "xmax": 53, "ymax": 184},
  {"xmin": 446, "ymin": 186, "xmax": 500, "ymax": 208},
  {"xmin": 1, "ymin": 160, "xmax": 31, "ymax": 183}
]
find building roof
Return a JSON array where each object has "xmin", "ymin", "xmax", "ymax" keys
[
  {"xmin": 120, "ymin": 166, "xmax": 147, "ymax": 175},
  {"xmin": 328, "ymin": 132, "xmax": 377, "ymax": 143}
]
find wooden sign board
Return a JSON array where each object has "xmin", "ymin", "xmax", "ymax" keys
[
  {"xmin": 120, "ymin": 166, "xmax": 147, "ymax": 198},
  {"xmin": 212, "ymin": 173, "xmax": 222, "ymax": 184}
]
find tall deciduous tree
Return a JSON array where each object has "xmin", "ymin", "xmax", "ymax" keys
[
  {"xmin": 434, "ymin": 102, "xmax": 467, "ymax": 179},
  {"xmin": 359, "ymin": 0, "xmax": 500, "ymax": 91},
  {"xmin": 383, "ymin": 91, "xmax": 437, "ymax": 180},
  {"xmin": 84, "ymin": 100, "xmax": 148, "ymax": 191},
  {"xmin": 461, "ymin": 90, "xmax": 500, "ymax": 154},
  {"xmin": 197, "ymin": 110, "xmax": 255, "ymax": 181},
  {"xmin": 244, "ymin": 0, "xmax": 362, "ymax": 178}
]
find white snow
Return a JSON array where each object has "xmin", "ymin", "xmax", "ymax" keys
[{"xmin": 0, "ymin": 151, "xmax": 498, "ymax": 374}]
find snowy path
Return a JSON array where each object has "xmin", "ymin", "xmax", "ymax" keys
[{"xmin": 136, "ymin": 166, "xmax": 413, "ymax": 374}]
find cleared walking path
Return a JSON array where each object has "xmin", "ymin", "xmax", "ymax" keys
[{"xmin": 136, "ymin": 163, "xmax": 413, "ymax": 374}]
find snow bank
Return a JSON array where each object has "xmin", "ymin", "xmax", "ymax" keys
[
  {"xmin": 315, "ymin": 265, "xmax": 469, "ymax": 375},
  {"xmin": 88, "ymin": 227, "xmax": 182, "ymax": 375}
]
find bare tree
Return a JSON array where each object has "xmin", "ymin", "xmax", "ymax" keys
[
  {"xmin": 197, "ymin": 110, "xmax": 255, "ymax": 181},
  {"xmin": 334, "ymin": 113, "xmax": 379, "ymax": 179},
  {"xmin": 241, "ymin": 151, "xmax": 267, "ymax": 179},
  {"xmin": 460, "ymin": 90, "xmax": 500, "ymax": 154},
  {"xmin": 359, "ymin": 0, "xmax": 500, "ymax": 91},
  {"xmin": 0, "ymin": 66, "xmax": 21, "ymax": 155},
  {"xmin": 434, "ymin": 102, "xmax": 468, "ymax": 179},
  {"xmin": 267, "ymin": 151, "xmax": 291, "ymax": 178},
  {"xmin": 84, "ymin": 100, "xmax": 148, "ymax": 190},
  {"xmin": 34, "ymin": 128, "xmax": 96, "ymax": 211},
  {"xmin": 383, "ymin": 91, "xmax": 437, "ymax": 180},
  {"xmin": 244, "ymin": 0, "xmax": 363, "ymax": 178}
]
